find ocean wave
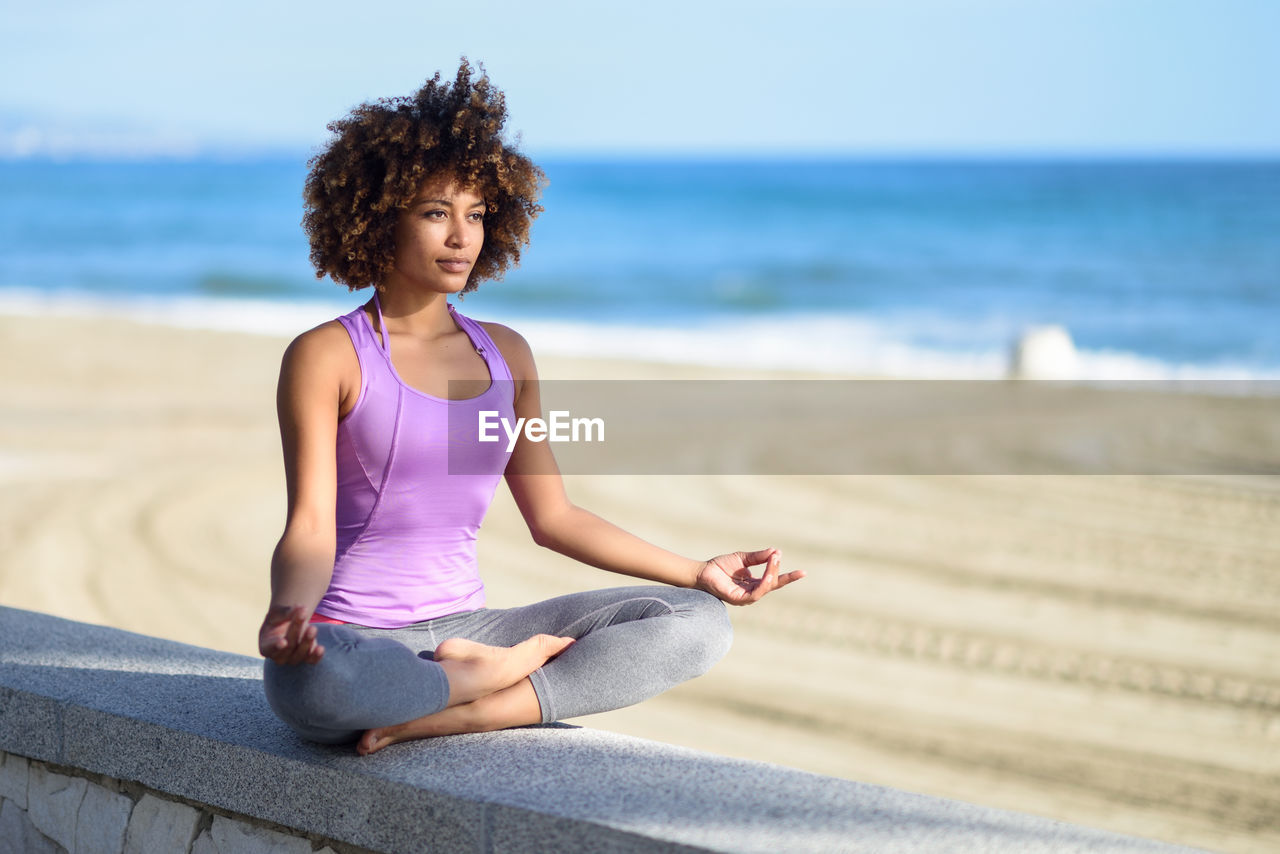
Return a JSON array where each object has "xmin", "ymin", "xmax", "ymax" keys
[
  {"xmin": 0, "ymin": 288, "xmax": 348, "ymax": 336},
  {"xmin": 4, "ymin": 288, "xmax": 1278, "ymax": 388}
]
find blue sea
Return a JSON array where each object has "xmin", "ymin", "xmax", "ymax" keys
[{"xmin": 2, "ymin": 157, "xmax": 1278, "ymax": 379}]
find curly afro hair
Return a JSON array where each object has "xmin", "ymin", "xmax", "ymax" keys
[{"xmin": 303, "ymin": 59, "xmax": 545, "ymax": 293}]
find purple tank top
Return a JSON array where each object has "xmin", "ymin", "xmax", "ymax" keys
[{"xmin": 314, "ymin": 295, "xmax": 515, "ymax": 628}]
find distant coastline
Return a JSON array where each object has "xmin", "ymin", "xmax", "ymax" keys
[{"xmin": 2, "ymin": 157, "xmax": 1277, "ymax": 380}]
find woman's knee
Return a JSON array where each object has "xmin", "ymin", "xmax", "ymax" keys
[
  {"xmin": 263, "ymin": 663, "xmax": 360, "ymax": 743},
  {"xmin": 675, "ymin": 589, "xmax": 733, "ymax": 675},
  {"xmin": 261, "ymin": 626, "xmax": 371, "ymax": 737},
  {"xmin": 263, "ymin": 625, "xmax": 450, "ymax": 741}
]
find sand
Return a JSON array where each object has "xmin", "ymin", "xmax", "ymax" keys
[{"xmin": 1, "ymin": 311, "xmax": 1277, "ymax": 853}]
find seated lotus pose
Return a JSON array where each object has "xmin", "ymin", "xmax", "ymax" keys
[{"xmin": 259, "ymin": 60, "xmax": 804, "ymax": 755}]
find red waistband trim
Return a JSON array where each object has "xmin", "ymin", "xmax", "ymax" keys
[{"xmin": 309, "ymin": 613, "xmax": 349, "ymax": 625}]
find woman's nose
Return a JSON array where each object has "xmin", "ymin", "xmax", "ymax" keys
[{"xmin": 446, "ymin": 221, "xmax": 472, "ymax": 247}]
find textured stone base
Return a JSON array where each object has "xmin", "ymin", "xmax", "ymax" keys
[{"xmin": 0, "ymin": 751, "xmax": 356, "ymax": 854}]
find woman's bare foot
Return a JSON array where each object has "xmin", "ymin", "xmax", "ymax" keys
[
  {"xmin": 434, "ymin": 634, "xmax": 574, "ymax": 705},
  {"xmin": 354, "ymin": 634, "xmax": 572, "ymax": 756},
  {"xmin": 357, "ymin": 678, "xmax": 542, "ymax": 755}
]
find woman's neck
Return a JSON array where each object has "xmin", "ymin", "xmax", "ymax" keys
[{"xmin": 373, "ymin": 288, "xmax": 458, "ymax": 341}]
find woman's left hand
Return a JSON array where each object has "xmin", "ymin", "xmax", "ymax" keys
[{"xmin": 695, "ymin": 548, "xmax": 804, "ymax": 605}]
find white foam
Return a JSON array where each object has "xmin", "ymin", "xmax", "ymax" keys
[
  {"xmin": 4, "ymin": 289, "xmax": 1278, "ymax": 389},
  {"xmin": 506, "ymin": 312, "xmax": 1280, "ymax": 387},
  {"xmin": 0, "ymin": 288, "xmax": 348, "ymax": 336}
]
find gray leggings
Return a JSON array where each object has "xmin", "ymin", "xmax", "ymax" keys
[{"xmin": 262, "ymin": 585, "xmax": 733, "ymax": 744}]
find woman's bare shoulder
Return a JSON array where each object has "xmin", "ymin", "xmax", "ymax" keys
[
  {"xmin": 478, "ymin": 321, "xmax": 536, "ymax": 380},
  {"xmin": 279, "ymin": 319, "xmax": 359, "ymax": 388},
  {"xmin": 283, "ymin": 319, "xmax": 352, "ymax": 362}
]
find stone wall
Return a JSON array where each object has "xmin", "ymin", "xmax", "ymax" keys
[
  {"xmin": 0, "ymin": 751, "xmax": 365, "ymax": 854},
  {"xmin": 0, "ymin": 606, "xmax": 1202, "ymax": 854}
]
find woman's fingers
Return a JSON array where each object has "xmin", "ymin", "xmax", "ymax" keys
[
  {"xmin": 266, "ymin": 637, "xmax": 290, "ymax": 664},
  {"xmin": 703, "ymin": 548, "xmax": 800, "ymax": 605},
  {"xmin": 750, "ymin": 552, "xmax": 781, "ymax": 601},
  {"xmin": 738, "ymin": 547, "xmax": 775, "ymax": 567},
  {"xmin": 285, "ymin": 606, "xmax": 305, "ymax": 644},
  {"xmin": 287, "ymin": 608, "xmax": 315, "ymax": 659},
  {"xmin": 304, "ymin": 636, "xmax": 326, "ymax": 664},
  {"xmin": 299, "ymin": 622, "xmax": 325, "ymax": 663},
  {"xmin": 286, "ymin": 620, "xmax": 317, "ymax": 666},
  {"xmin": 776, "ymin": 568, "xmax": 806, "ymax": 588},
  {"xmin": 743, "ymin": 551, "xmax": 803, "ymax": 603},
  {"xmin": 259, "ymin": 607, "xmax": 290, "ymax": 659},
  {"xmin": 257, "ymin": 605, "xmax": 325, "ymax": 665}
]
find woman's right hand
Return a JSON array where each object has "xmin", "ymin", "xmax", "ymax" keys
[{"xmin": 259, "ymin": 604, "xmax": 325, "ymax": 665}]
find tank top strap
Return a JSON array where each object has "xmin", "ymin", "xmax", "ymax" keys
[
  {"xmin": 372, "ymin": 290, "xmax": 391, "ymax": 355},
  {"xmin": 448, "ymin": 303, "xmax": 514, "ymax": 384},
  {"xmin": 336, "ymin": 301, "xmax": 381, "ymax": 362}
]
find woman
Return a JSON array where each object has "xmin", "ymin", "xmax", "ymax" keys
[{"xmin": 260, "ymin": 60, "xmax": 803, "ymax": 756}]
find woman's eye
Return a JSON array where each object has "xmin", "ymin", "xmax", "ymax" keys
[
  {"xmin": 423, "ymin": 210, "xmax": 446, "ymax": 219},
  {"xmin": 468, "ymin": 212, "xmax": 485, "ymax": 222}
]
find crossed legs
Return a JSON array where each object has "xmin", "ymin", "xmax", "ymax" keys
[{"xmin": 262, "ymin": 586, "xmax": 732, "ymax": 753}]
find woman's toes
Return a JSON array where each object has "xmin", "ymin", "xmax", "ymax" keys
[
  {"xmin": 535, "ymin": 634, "xmax": 575, "ymax": 659},
  {"xmin": 357, "ymin": 728, "xmax": 390, "ymax": 755},
  {"xmin": 436, "ymin": 635, "xmax": 573, "ymax": 669},
  {"xmin": 503, "ymin": 634, "xmax": 574, "ymax": 673}
]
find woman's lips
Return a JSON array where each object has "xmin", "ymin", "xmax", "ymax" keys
[{"xmin": 437, "ymin": 259, "xmax": 471, "ymax": 273}]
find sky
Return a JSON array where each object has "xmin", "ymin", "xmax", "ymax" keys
[{"xmin": 3, "ymin": 0, "xmax": 1279, "ymax": 158}]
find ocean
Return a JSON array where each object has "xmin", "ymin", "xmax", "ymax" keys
[{"xmin": 2, "ymin": 157, "xmax": 1277, "ymax": 379}]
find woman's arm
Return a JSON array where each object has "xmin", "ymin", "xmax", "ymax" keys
[
  {"xmin": 487, "ymin": 324, "xmax": 804, "ymax": 605},
  {"xmin": 259, "ymin": 322, "xmax": 353, "ymax": 663}
]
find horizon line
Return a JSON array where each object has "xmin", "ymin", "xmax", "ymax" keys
[{"xmin": 4, "ymin": 146, "xmax": 1280, "ymax": 165}]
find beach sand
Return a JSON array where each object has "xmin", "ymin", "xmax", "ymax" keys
[{"xmin": 2, "ymin": 312, "xmax": 1277, "ymax": 853}]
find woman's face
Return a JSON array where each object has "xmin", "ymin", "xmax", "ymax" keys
[{"xmin": 387, "ymin": 177, "xmax": 485, "ymax": 296}]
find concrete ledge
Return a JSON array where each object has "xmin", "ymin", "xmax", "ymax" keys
[{"xmin": 0, "ymin": 606, "xmax": 1201, "ymax": 853}]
